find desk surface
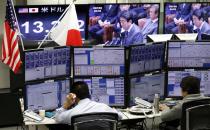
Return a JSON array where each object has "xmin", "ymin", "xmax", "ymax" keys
[{"xmin": 24, "ymin": 111, "xmax": 161, "ymax": 125}]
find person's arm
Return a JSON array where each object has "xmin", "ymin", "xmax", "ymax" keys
[
  {"xmin": 160, "ymin": 103, "xmax": 182, "ymax": 122},
  {"xmin": 55, "ymin": 93, "xmax": 76, "ymax": 124}
]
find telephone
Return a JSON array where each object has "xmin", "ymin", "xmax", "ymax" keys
[
  {"xmin": 23, "ymin": 110, "xmax": 43, "ymax": 121},
  {"xmin": 129, "ymin": 97, "xmax": 153, "ymax": 115},
  {"xmin": 134, "ymin": 97, "xmax": 152, "ymax": 108}
]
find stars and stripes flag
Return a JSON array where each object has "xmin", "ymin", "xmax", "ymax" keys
[{"xmin": 1, "ymin": 0, "xmax": 22, "ymax": 73}]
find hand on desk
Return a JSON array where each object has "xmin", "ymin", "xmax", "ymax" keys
[
  {"xmin": 159, "ymin": 104, "xmax": 170, "ymax": 111},
  {"xmin": 63, "ymin": 93, "xmax": 76, "ymax": 109}
]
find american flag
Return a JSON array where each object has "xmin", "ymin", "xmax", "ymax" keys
[{"xmin": 1, "ymin": 0, "xmax": 21, "ymax": 73}]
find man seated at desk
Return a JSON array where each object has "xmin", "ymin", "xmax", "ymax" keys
[
  {"xmin": 55, "ymin": 81, "xmax": 122, "ymax": 124},
  {"xmin": 159, "ymin": 76, "xmax": 205, "ymax": 130}
]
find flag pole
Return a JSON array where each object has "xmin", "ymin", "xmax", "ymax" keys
[
  {"xmin": 37, "ymin": 0, "xmax": 75, "ymax": 49},
  {"xmin": 10, "ymin": 0, "xmax": 25, "ymax": 51}
]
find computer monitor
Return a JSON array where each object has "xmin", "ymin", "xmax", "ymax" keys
[
  {"xmin": 15, "ymin": 5, "xmax": 88, "ymax": 48},
  {"xmin": 167, "ymin": 70, "xmax": 210, "ymax": 97},
  {"xmin": 201, "ymin": 33, "xmax": 210, "ymax": 40},
  {"xmin": 129, "ymin": 73, "xmax": 165, "ymax": 106},
  {"xmin": 129, "ymin": 43, "xmax": 165, "ymax": 75},
  {"xmin": 25, "ymin": 78, "xmax": 70, "ymax": 111},
  {"xmin": 88, "ymin": 3, "xmax": 160, "ymax": 45},
  {"xmin": 164, "ymin": 2, "xmax": 210, "ymax": 40},
  {"xmin": 0, "ymin": 93, "xmax": 23, "ymax": 127},
  {"xmin": 74, "ymin": 47, "xmax": 125, "ymax": 76},
  {"xmin": 24, "ymin": 47, "xmax": 70, "ymax": 82},
  {"xmin": 74, "ymin": 77, "xmax": 125, "ymax": 107},
  {"xmin": 167, "ymin": 41, "xmax": 210, "ymax": 68}
]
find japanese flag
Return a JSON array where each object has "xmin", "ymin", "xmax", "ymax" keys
[
  {"xmin": 50, "ymin": 3, "xmax": 82, "ymax": 46},
  {"xmin": 29, "ymin": 8, "xmax": 38, "ymax": 13}
]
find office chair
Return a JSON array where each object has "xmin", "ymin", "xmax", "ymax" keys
[
  {"xmin": 181, "ymin": 98, "xmax": 210, "ymax": 130},
  {"xmin": 71, "ymin": 112, "xmax": 118, "ymax": 130},
  {"xmin": 186, "ymin": 104, "xmax": 210, "ymax": 130},
  {"xmin": 0, "ymin": 93, "xmax": 23, "ymax": 127}
]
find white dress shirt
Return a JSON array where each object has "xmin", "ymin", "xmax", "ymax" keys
[{"xmin": 55, "ymin": 98, "xmax": 122, "ymax": 124}]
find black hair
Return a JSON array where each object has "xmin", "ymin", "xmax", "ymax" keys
[
  {"xmin": 119, "ymin": 10, "xmax": 133, "ymax": 23},
  {"xmin": 192, "ymin": 9, "xmax": 204, "ymax": 20},
  {"xmin": 71, "ymin": 81, "xmax": 90, "ymax": 100},
  {"xmin": 180, "ymin": 76, "xmax": 200, "ymax": 94}
]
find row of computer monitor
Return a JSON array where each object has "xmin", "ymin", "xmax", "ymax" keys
[
  {"xmin": 24, "ymin": 40, "xmax": 210, "ymax": 82},
  {"xmin": 24, "ymin": 43, "xmax": 165, "ymax": 82},
  {"xmin": 24, "ymin": 70, "xmax": 210, "ymax": 111},
  {"xmin": 15, "ymin": 3, "xmax": 210, "ymax": 47}
]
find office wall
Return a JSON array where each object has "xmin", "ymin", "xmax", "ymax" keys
[{"xmin": 0, "ymin": 0, "xmax": 10, "ymax": 89}]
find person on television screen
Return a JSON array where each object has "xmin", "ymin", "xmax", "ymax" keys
[
  {"xmin": 55, "ymin": 81, "xmax": 122, "ymax": 125},
  {"xmin": 192, "ymin": 9, "xmax": 210, "ymax": 40},
  {"xmin": 88, "ymin": 4, "xmax": 119, "ymax": 43},
  {"xmin": 159, "ymin": 76, "xmax": 206, "ymax": 130},
  {"xmin": 141, "ymin": 5, "xmax": 159, "ymax": 42},
  {"xmin": 208, "ymin": 12, "xmax": 210, "ymax": 25},
  {"xmin": 117, "ymin": 10, "xmax": 143, "ymax": 46},
  {"xmin": 165, "ymin": 3, "xmax": 191, "ymax": 34}
]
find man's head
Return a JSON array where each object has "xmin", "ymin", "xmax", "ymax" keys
[
  {"xmin": 149, "ymin": 5, "xmax": 159, "ymax": 20},
  {"xmin": 192, "ymin": 9, "xmax": 204, "ymax": 28},
  {"xmin": 119, "ymin": 10, "xmax": 133, "ymax": 31},
  {"xmin": 71, "ymin": 81, "xmax": 90, "ymax": 101},
  {"xmin": 180, "ymin": 76, "xmax": 200, "ymax": 97}
]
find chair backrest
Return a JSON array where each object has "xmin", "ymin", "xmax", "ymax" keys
[
  {"xmin": 186, "ymin": 104, "xmax": 210, "ymax": 130},
  {"xmin": 71, "ymin": 112, "xmax": 118, "ymax": 130},
  {"xmin": 181, "ymin": 98, "xmax": 210, "ymax": 130},
  {"xmin": 0, "ymin": 93, "xmax": 23, "ymax": 127}
]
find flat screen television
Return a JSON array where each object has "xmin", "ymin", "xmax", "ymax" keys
[
  {"xmin": 74, "ymin": 76, "xmax": 125, "ymax": 107},
  {"xmin": 129, "ymin": 73, "xmax": 165, "ymax": 106},
  {"xmin": 24, "ymin": 46, "xmax": 70, "ymax": 82},
  {"xmin": 15, "ymin": 5, "xmax": 88, "ymax": 48},
  {"xmin": 164, "ymin": 2, "xmax": 210, "ymax": 40},
  {"xmin": 167, "ymin": 41, "xmax": 210, "ymax": 69},
  {"xmin": 88, "ymin": 3, "xmax": 160, "ymax": 45},
  {"xmin": 73, "ymin": 47, "xmax": 125, "ymax": 76},
  {"xmin": 167, "ymin": 70, "xmax": 210, "ymax": 97},
  {"xmin": 129, "ymin": 42, "xmax": 165, "ymax": 75},
  {"xmin": 24, "ymin": 78, "xmax": 70, "ymax": 111}
]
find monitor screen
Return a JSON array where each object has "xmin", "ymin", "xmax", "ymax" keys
[
  {"xmin": 167, "ymin": 41, "xmax": 210, "ymax": 68},
  {"xmin": 74, "ymin": 47, "xmax": 125, "ymax": 76},
  {"xmin": 74, "ymin": 77, "xmax": 125, "ymax": 107},
  {"xmin": 129, "ymin": 43, "xmax": 165, "ymax": 75},
  {"xmin": 25, "ymin": 78, "xmax": 70, "ymax": 111},
  {"xmin": 164, "ymin": 3, "xmax": 210, "ymax": 40},
  {"xmin": 24, "ymin": 47, "xmax": 70, "ymax": 82},
  {"xmin": 88, "ymin": 3, "xmax": 160, "ymax": 45},
  {"xmin": 15, "ymin": 5, "xmax": 88, "ymax": 48},
  {"xmin": 129, "ymin": 73, "xmax": 165, "ymax": 106},
  {"xmin": 167, "ymin": 70, "xmax": 210, "ymax": 97}
]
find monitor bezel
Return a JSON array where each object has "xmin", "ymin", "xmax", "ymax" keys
[
  {"xmin": 23, "ymin": 46, "xmax": 71, "ymax": 83},
  {"xmin": 72, "ymin": 75, "xmax": 126, "ymax": 108},
  {"xmin": 23, "ymin": 77, "xmax": 71, "ymax": 112},
  {"xmin": 167, "ymin": 40, "xmax": 210, "ymax": 69},
  {"xmin": 128, "ymin": 71, "xmax": 166, "ymax": 107},
  {"xmin": 73, "ymin": 46, "xmax": 126, "ymax": 77},
  {"xmin": 128, "ymin": 42, "xmax": 166, "ymax": 76}
]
